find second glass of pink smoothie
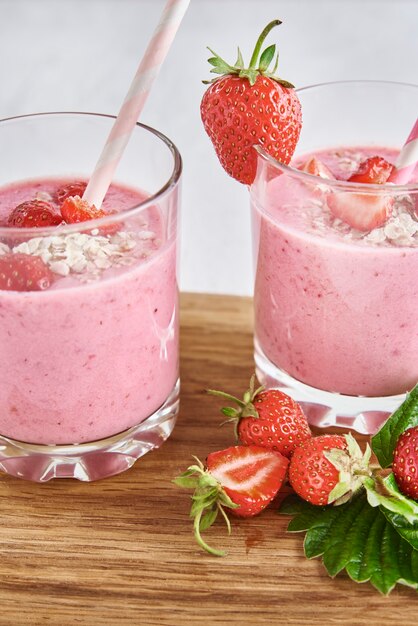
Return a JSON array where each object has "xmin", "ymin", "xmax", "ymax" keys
[
  {"xmin": 251, "ymin": 81, "xmax": 418, "ymax": 434},
  {"xmin": 0, "ymin": 113, "xmax": 181, "ymax": 481}
]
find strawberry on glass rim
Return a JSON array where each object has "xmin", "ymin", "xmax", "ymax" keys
[
  {"xmin": 174, "ymin": 445, "xmax": 288, "ymax": 556},
  {"xmin": 200, "ymin": 19, "xmax": 302, "ymax": 185}
]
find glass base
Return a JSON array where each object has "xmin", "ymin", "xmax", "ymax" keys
[
  {"xmin": 0, "ymin": 380, "xmax": 179, "ymax": 482},
  {"xmin": 254, "ymin": 342, "xmax": 404, "ymax": 435}
]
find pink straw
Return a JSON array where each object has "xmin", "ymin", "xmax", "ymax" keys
[
  {"xmin": 83, "ymin": 0, "xmax": 190, "ymax": 208},
  {"xmin": 388, "ymin": 117, "xmax": 418, "ymax": 185}
]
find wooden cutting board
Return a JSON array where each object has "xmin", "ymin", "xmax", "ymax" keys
[{"xmin": 0, "ymin": 293, "xmax": 415, "ymax": 625}]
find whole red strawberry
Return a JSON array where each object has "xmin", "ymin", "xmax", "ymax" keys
[
  {"xmin": 8, "ymin": 200, "xmax": 62, "ymax": 228},
  {"xmin": 174, "ymin": 445, "xmax": 288, "ymax": 555},
  {"xmin": 392, "ymin": 426, "xmax": 418, "ymax": 501},
  {"xmin": 201, "ymin": 19, "xmax": 302, "ymax": 185},
  {"xmin": 208, "ymin": 375, "xmax": 311, "ymax": 458},
  {"xmin": 289, "ymin": 433, "xmax": 371, "ymax": 506},
  {"xmin": 0, "ymin": 253, "xmax": 54, "ymax": 291}
]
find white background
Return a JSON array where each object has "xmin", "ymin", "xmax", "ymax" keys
[{"xmin": 0, "ymin": 0, "xmax": 417, "ymax": 295}]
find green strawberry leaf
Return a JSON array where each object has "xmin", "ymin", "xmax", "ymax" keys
[
  {"xmin": 199, "ymin": 506, "xmax": 218, "ymax": 532},
  {"xmin": 234, "ymin": 47, "xmax": 245, "ymax": 69},
  {"xmin": 380, "ymin": 508, "xmax": 418, "ymax": 551},
  {"xmin": 371, "ymin": 383, "xmax": 418, "ymax": 468},
  {"xmin": 279, "ymin": 492, "xmax": 418, "ymax": 594},
  {"xmin": 364, "ymin": 473, "xmax": 418, "ymax": 525},
  {"xmin": 259, "ymin": 44, "xmax": 276, "ymax": 72}
]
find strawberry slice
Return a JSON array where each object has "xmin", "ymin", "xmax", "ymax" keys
[
  {"xmin": 0, "ymin": 253, "xmax": 54, "ymax": 291},
  {"xmin": 328, "ymin": 155, "xmax": 395, "ymax": 231},
  {"xmin": 299, "ymin": 157, "xmax": 335, "ymax": 180},
  {"xmin": 8, "ymin": 200, "xmax": 62, "ymax": 228},
  {"xmin": 60, "ymin": 196, "xmax": 107, "ymax": 224},
  {"xmin": 174, "ymin": 445, "xmax": 288, "ymax": 555},
  {"xmin": 348, "ymin": 155, "xmax": 394, "ymax": 184},
  {"xmin": 55, "ymin": 182, "xmax": 87, "ymax": 205},
  {"xmin": 207, "ymin": 445, "xmax": 288, "ymax": 515},
  {"xmin": 327, "ymin": 192, "xmax": 393, "ymax": 231}
]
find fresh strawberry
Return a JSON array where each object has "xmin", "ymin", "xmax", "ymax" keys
[
  {"xmin": 299, "ymin": 157, "xmax": 335, "ymax": 179},
  {"xmin": 348, "ymin": 156, "xmax": 394, "ymax": 185},
  {"xmin": 8, "ymin": 200, "xmax": 62, "ymax": 228},
  {"xmin": 60, "ymin": 195, "xmax": 107, "ymax": 224},
  {"xmin": 174, "ymin": 445, "xmax": 288, "ymax": 555},
  {"xmin": 288, "ymin": 433, "xmax": 371, "ymax": 506},
  {"xmin": 0, "ymin": 253, "xmax": 54, "ymax": 291},
  {"xmin": 392, "ymin": 426, "xmax": 418, "ymax": 501},
  {"xmin": 327, "ymin": 155, "xmax": 395, "ymax": 231},
  {"xmin": 208, "ymin": 375, "xmax": 311, "ymax": 458},
  {"xmin": 327, "ymin": 191, "xmax": 393, "ymax": 231},
  {"xmin": 56, "ymin": 181, "xmax": 87, "ymax": 204},
  {"xmin": 200, "ymin": 19, "xmax": 302, "ymax": 185}
]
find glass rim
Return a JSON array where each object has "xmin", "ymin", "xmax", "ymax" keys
[
  {"xmin": 255, "ymin": 79, "xmax": 418, "ymax": 193},
  {"xmin": 0, "ymin": 111, "xmax": 183, "ymax": 236}
]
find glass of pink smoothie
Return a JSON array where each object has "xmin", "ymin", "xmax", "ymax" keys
[
  {"xmin": 251, "ymin": 81, "xmax": 418, "ymax": 434},
  {"xmin": 0, "ymin": 112, "xmax": 181, "ymax": 481}
]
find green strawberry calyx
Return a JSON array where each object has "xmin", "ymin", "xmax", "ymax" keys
[
  {"xmin": 173, "ymin": 456, "xmax": 239, "ymax": 557},
  {"xmin": 204, "ymin": 19, "xmax": 294, "ymax": 88},
  {"xmin": 324, "ymin": 433, "xmax": 373, "ymax": 505},
  {"xmin": 207, "ymin": 374, "xmax": 264, "ymax": 440}
]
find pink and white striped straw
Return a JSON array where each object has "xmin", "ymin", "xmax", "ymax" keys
[
  {"xmin": 388, "ymin": 117, "xmax": 418, "ymax": 185},
  {"xmin": 83, "ymin": 0, "xmax": 190, "ymax": 208}
]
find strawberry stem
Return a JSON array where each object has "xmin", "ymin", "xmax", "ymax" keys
[
  {"xmin": 248, "ymin": 19, "xmax": 282, "ymax": 69},
  {"xmin": 203, "ymin": 19, "xmax": 294, "ymax": 88},
  {"xmin": 207, "ymin": 389, "xmax": 246, "ymax": 408},
  {"xmin": 193, "ymin": 510, "xmax": 226, "ymax": 557}
]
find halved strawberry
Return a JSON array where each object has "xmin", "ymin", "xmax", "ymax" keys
[
  {"xmin": 299, "ymin": 157, "xmax": 335, "ymax": 180},
  {"xmin": 348, "ymin": 156, "xmax": 394, "ymax": 184},
  {"xmin": 328, "ymin": 191, "xmax": 393, "ymax": 231},
  {"xmin": 0, "ymin": 253, "xmax": 54, "ymax": 291},
  {"xmin": 207, "ymin": 445, "xmax": 288, "ymax": 515},
  {"xmin": 174, "ymin": 445, "xmax": 288, "ymax": 555},
  {"xmin": 8, "ymin": 200, "xmax": 62, "ymax": 228},
  {"xmin": 56, "ymin": 182, "xmax": 87, "ymax": 205},
  {"xmin": 60, "ymin": 196, "xmax": 106, "ymax": 224}
]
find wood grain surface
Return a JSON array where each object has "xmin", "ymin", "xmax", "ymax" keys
[{"xmin": 0, "ymin": 293, "xmax": 416, "ymax": 625}]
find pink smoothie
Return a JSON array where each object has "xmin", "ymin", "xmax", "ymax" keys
[
  {"xmin": 0, "ymin": 179, "xmax": 178, "ymax": 444},
  {"xmin": 252, "ymin": 146, "xmax": 418, "ymax": 397}
]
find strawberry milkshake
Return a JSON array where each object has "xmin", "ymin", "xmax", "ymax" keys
[
  {"xmin": 248, "ymin": 80, "xmax": 418, "ymax": 433},
  {"xmin": 0, "ymin": 113, "xmax": 181, "ymax": 481},
  {"xmin": 0, "ymin": 178, "xmax": 179, "ymax": 445},
  {"xmin": 253, "ymin": 145, "xmax": 418, "ymax": 398}
]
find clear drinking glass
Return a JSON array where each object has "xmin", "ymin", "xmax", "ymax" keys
[
  {"xmin": 251, "ymin": 81, "xmax": 418, "ymax": 434},
  {"xmin": 0, "ymin": 112, "xmax": 181, "ymax": 481}
]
